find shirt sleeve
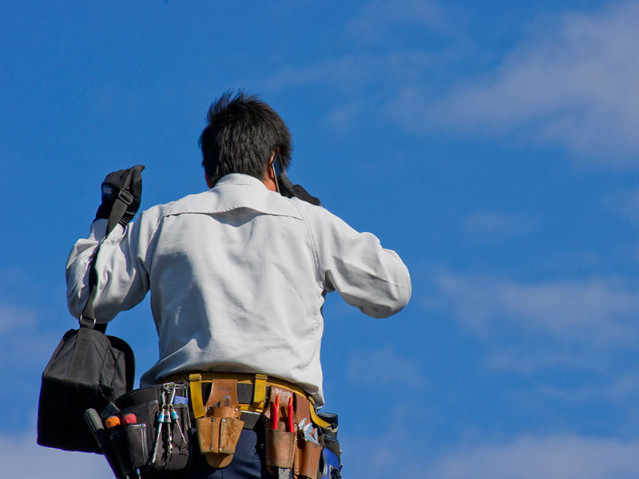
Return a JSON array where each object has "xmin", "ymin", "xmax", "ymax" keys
[
  {"xmin": 66, "ymin": 213, "xmax": 154, "ymax": 323},
  {"xmin": 299, "ymin": 202, "xmax": 412, "ymax": 318}
]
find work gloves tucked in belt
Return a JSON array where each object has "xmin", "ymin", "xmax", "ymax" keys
[
  {"xmin": 95, "ymin": 165, "xmax": 145, "ymax": 229},
  {"xmin": 278, "ymin": 173, "xmax": 322, "ymax": 207}
]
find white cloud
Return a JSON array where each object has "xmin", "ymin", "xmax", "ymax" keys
[
  {"xmin": 0, "ymin": 431, "xmax": 112, "ymax": 479},
  {"xmin": 424, "ymin": 435, "xmax": 639, "ymax": 479},
  {"xmin": 0, "ymin": 301, "xmax": 62, "ymax": 370},
  {"xmin": 485, "ymin": 347, "xmax": 603, "ymax": 375},
  {"xmin": 532, "ymin": 370, "xmax": 639, "ymax": 406},
  {"xmin": 394, "ymin": 2, "xmax": 639, "ymax": 162},
  {"xmin": 0, "ymin": 302, "xmax": 36, "ymax": 333},
  {"xmin": 346, "ymin": 0, "xmax": 450, "ymax": 42},
  {"xmin": 342, "ymin": 408, "xmax": 425, "ymax": 479},
  {"xmin": 605, "ymin": 188, "xmax": 639, "ymax": 222},
  {"xmin": 432, "ymin": 272, "xmax": 639, "ymax": 347},
  {"xmin": 19, "ymin": 427, "xmax": 639, "ymax": 479},
  {"xmin": 260, "ymin": 2, "xmax": 639, "ymax": 163},
  {"xmin": 259, "ymin": 51, "xmax": 435, "ymax": 132},
  {"xmin": 347, "ymin": 346, "xmax": 425, "ymax": 388},
  {"xmin": 262, "ymin": 51, "xmax": 434, "ymax": 93},
  {"xmin": 463, "ymin": 210, "xmax": 540, "ymax": 241},
  {"xmin": 424, "ymin": 270, "xmax": 639, "ymax": 405},
  {"xmin": 344, "ymin": 429, "xmax": 639, "ymax": 479}
]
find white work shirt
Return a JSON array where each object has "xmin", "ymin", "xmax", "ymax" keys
[{"xmin": 66, "ymin": 173, "xmax": 411, "ymax": 406}]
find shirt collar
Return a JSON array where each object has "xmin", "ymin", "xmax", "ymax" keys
[{"xmin": 214, "ymin": 173, "xmax": 268, "ymax": 189}]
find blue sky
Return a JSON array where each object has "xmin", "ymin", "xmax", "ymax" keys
[{"xmin": 2, "ymin": 1, "xmax": 639, "ymax": 477}]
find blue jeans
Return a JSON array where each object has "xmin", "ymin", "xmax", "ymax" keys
[{"xmin": 183, "ymin": 427, "xmax": 290, "ymax": 479}]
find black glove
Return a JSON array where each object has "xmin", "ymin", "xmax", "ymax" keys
[
  {"xmin": 95, "ymin": 165, "xmax": 145, "ymax": 228},
  {"xmin": 278, "ymin": 173, "xmax": 322, "ymax": 206}
]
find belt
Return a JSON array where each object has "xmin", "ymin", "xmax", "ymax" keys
[{"xmin": 165, "ymin": 372, "xmax": 331, "ymax": 430}]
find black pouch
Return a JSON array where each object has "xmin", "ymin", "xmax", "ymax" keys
[
  {"xmin": 37, "ymin": 325, "xmax": 135, "ymax": 453},
  {"xmin": 110, "ymin": 424, "xmax": 149, "ymax": 477},
  {"xmin": 102, "ymin": 383, "xmax": 192, "ymax": 478}
]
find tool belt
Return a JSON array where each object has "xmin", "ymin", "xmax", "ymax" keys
[
  {"xmin": 86, "ymin": 374, "xmax": 342, "ymax": 479},
  {"xmin": 173, "ymin": 372, "xmax": 337, "ymax": 479}
]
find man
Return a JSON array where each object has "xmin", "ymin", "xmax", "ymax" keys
[{"xmin": 66, "ymin": 92, "xmax": 411, "ymax": 478}]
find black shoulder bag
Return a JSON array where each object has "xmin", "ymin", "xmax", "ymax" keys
[{"xmin": 37, "ymin": 188, "xmax": 136, "ymax": 453}]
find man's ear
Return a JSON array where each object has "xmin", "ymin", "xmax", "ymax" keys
[
  {"xmin": 265, "ymin": 151, "xmax": 276, "ymax": 177},
  {"xmin": 262, "ymin": 151, "xmax": 279, "ymax": 192}
]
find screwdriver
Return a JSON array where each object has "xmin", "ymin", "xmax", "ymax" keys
[
  {"xmin": 105, "ymin": 416, "xmax": 121, "ymax": 429},
  {"xmin": 122, "ymin": 413, "xmax": 137, "ymax": 426},
  {"xmin": 271, "ymin": 394, "xmax": 280, "ymax": 430},
  {"xmin": 287, "ymin": 397, "xmax": 294, "ymax": 432}
]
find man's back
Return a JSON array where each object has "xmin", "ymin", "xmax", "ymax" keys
[{"xmin": 67, "ymin": 173, "xmax": 411, "ymax": 406}]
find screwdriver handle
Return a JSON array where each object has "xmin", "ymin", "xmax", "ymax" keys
[{"xmin": 272, "ymin": 395, "xmax": 280, "ymax": 430}]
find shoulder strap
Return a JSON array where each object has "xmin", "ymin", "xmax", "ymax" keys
[{"xmin": 79, "ymin": 174, "xmax": 136, "ymax": 333}]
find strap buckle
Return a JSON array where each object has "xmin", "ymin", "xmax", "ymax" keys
[
  {"xmin": 79, "ymin": 315, "xmax": 96, "ymax": 329},
  {"xmin": 117, "ymin": 189, "xmax": 133, "ymax": 206}
]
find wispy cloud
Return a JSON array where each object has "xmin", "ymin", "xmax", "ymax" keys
[
  {"xmin": 0, "ymin": 301, "xmax": 58, "ymax": 369},
  {"xmin": 342, "ymin": 410, "xmax": 426, "ymax": 479},
  {"xmin": 463, "ymin": 210, "xmax": 540, "ymax": 241},
  {"xmin": 432, "ymin": 272, "xmax": 639, "ymax": 347},
  {"xmin": 345, "ymin": 430, "xmax": 639, "ymax": 479},
  {"xmin": 260, "ymin": 51, "xmax": 435, "ymax": 132},
  {"xmin": 423, "ymin": 270, "xmax": 639, "ymax": 408},
  {"xmin": 1, "ymin": 430, "xmax": 112, "ymax": 479},
  {"xmin": 259, "ymin": 2, "xmax": 639, "ymax": 163},
  {"xmin": 346, "ymin": 0, "xmax": 451, "ymax": 43},
  {"xmin": 0, "ymin": 301, "xmax": 36, "ymax": 333},
  {"xmin": 534, "ymin": 368, "xmax": 639, "ymax": 406},
  {"xmin": 424, "ymin": 435, "xmax": 639, "ymax": 479},
  {"xmin": 393, "ymin": 2, "xmax": 639, "ymax": 163},
  {"xmin": 258, "ymin": 0, "xmax": 451, "ymax": 130},
  {"xmin": 347, "ymin": 346, "xmax": 425, "ymax": 388},
  {"xmin": 605, "ymin": 187, "xmax": 639, "ymax": 222},
  {"xmin": 261, "ymin": 51, "xmax": 434, "ymax": 93},
  {"xmin": 0, "ymin": 300, "xmax": 69, "ymax": 430}
]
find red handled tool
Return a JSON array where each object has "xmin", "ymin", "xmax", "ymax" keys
[
  {"xmin": 287, "ymin": 396, "xmax": 294, "ymax": 432},
  {"xmin": 122, "ymin": 413, "xmax": 137, "ymax": 426},
  {"xmin": 271, "ymin": 394, "xmax": 280, "ymax": 430}
]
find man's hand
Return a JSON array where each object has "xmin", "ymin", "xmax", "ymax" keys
[
  {"xmin": 278, "ymin": 173, "xmax": 322, "ymax": 206},
  {"xmin": 95, "ymin": 165, "xmax": 145, "ymax": 227}
]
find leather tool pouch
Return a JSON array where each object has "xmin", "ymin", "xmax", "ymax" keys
[
  {"xmin": 264, "ymin": 386, "xmax": 324, "ymax": 479},
  {"xmin": 292, "ymin": 394, "xmax": 323, "ymax": 479},
  {"xmin": 195, "ymin": 379, "xmax": 244, "ymax": 468},
  {"xmin": 296, "ymin": 440, "xmax": 323, "ymax": 479},
  {"xmin": 102, "ymin": 383, "xmax": 191, "ymax": 478},
  {"xmin": 264, "ymin": 386, "xmax": 296, "ymax": 473}
]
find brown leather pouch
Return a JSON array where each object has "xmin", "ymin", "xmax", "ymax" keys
[
  {"xmin": 266, "ymin": 428, "xmax": 296, "ymax": 469},
  {"xmin": 264, "ymin": 386, "xmax": 296, "ymax": 473},
  {"xmin": 293, "ymin": 395, "xmax": 323, "ymax": 479},
  {"xmin": 295, "ymin": 440, "xmax": 323, "ymax": 479},
  {"xmin": 195, "ymin": 379, "xmax": 244, "ymax": 468}
]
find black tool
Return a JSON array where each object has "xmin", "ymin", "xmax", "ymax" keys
[{"xmin": 85, "ymin": 408, "xmax": 126, "ymax": 479}]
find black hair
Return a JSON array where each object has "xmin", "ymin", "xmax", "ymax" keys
[{"xmin": 199, "ymin": 91, "xmax": 292, "ymax": 184}]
